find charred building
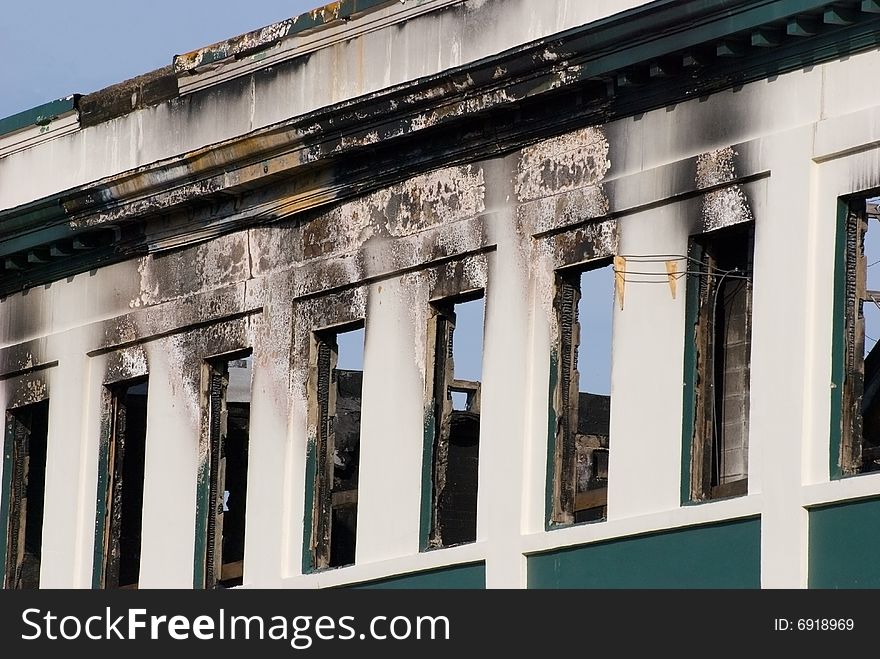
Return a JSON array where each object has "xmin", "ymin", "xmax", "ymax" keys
[{"xmin": 1, "ymin": 0, "xmax": 879, "ymax": 588}]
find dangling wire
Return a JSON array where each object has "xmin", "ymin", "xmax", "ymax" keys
[{"xmin": 612, "ymin": 253, "xmax": 751, "ymax": 284}]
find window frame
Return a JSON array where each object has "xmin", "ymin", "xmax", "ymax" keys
[
  {"xmin": 93, "ymin": 375, "xmax": 150, "ymax": 590},
  {"xmin": 421, "ymin": 290, "xmax": 484, "ymax": 550},
  {"xmin": 832, "ymin": 196, "xmax": 880, "ymax": 477},
  {"xmin": 305, "ymin": 319, "xmax": 364, "ymax": 571},
  {"xmin": 681, "ymin": 222, "xmax": 755, "ymax": 503},
  {"xmin": 194, "ymin": 349, "xmax": 252, "ymax": 589},
  {"xmin": 1, "ymin": 398, "xmax": 50, "ymax": 589},
  {"xmin": 547, "ymin": 259, "xmax": 613, "ymax": 527}
]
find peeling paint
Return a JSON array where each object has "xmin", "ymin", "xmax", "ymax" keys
[
  {"xmin": 550, "ymin": 63, "xmax": 583, "ymax": 89},
  {"xmin": 695, "ymin": 147, "xmax": 738, "ymax": 188},
  {"xmin": 106, "ymin": 345, "xmax": 148, "ymax": 384},
  {"xmin": 516, "ymin": 127, "xmax": 611, "ymax": 203},
  {"xmin": 519, "ymin": 183, "xmax": 611, "ymax": 235},
  {"xmin": 133, "ymin": 233, "xmax": 251, "ymax": 308},
  {"xmin": 386, "ymin": 166, "xmax": 485, "ymax": 239},
  {"xmin": 20, "ymin": 378, "xmax": 47, "ymax": 405},
  {"xmin": 701, "ymin": 186, "xmax": 754, "ymax": 232},
  {"xmin": 401, "ymin": 270, "xmax": 436, "ymax": 382},
  {"xmin": 695, "ymin": 147, "xmax": 753, "ymax": 232},
  {"xmin": 162, "ymin": 334, "xmax": 201, "ymax": 431},
  {"xmin": 436, "ymin": 218, "xmax": 484, "ymax": 261},
  {"xmin": 303, "ymin": 165, "xmax": 484, "ymax": 260}
]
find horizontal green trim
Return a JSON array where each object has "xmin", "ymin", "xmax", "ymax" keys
[
  {"xmin": 809, "ymin": 497, "xmax": 880, "ymax": 588},
  {"xmin": 0, "ymin": 96, "xmax": 77, "ymax": 139},
  {"xmin": 528, "ymin": 518, "xmax": 761, "ymax": 588},
  {"xmin": 348, "ymin": 562, "xmax": 486, "ymax": 589}
]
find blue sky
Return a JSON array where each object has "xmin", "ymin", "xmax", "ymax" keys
[
  {"xmin": 0, "ymin": 1, "xmax": 616, "ymax": 393},
  {"xmin": 0, "ymin": 1, "xmax": 320, "ymax": 120}
]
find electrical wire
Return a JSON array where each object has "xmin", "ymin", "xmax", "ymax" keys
[{"xmin": 613, "ymin": 268, "xmax": 750, "ymax": 280}]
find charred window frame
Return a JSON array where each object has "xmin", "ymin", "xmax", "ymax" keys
[
  {"xmin": 421, "ymin": 291, "xmax": 483, "ymax": 550},
  {"xmin": 93, "ymin": 377, "xmax": 148, "ymax": 589},
  {"xmin": 306, "ymin": 321, "xmax": 363, "ymax": 571},
  {"xmin": 548, "ymin": 261, "xmax": 612, "ymax": 527},
  {"xmin": 682, "ymin": 222, "xmax": 754, "ymax": 502},
  {"xmin": 0, "ymin": 400, "xmax": 49, "ymax": 589},
  {"xmin": 834, "ymin": 197, "xmax": 880, "ymax": 476},
  {"xmin": 195, "ymin": 350, "xmax": 252, "ymax": 589}
]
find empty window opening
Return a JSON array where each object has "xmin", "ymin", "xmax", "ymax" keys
[
  {"xmin": 310, "ymin": 324, "xmax": 363, "ymax": 570},
  {"xmin": 3, "ymin": 400, "xmax": 49, "ymax": 589},
  {"xmin": 841, "ymin": 198, "xmax": 880, "ymax": 473},
  {"xmin": 101, "ymin": 378, "xmax": 148, "ymax": 589},
  {"xmin": 200, "ymin": 352, "xmax": 251, "ymax": 589},
  {"xmin": 551, "ymin": 262, "xmax": 613, "ymax": 526},
  {"xmin": 426, "ymin": 294, "xmax": 483, "ymax": 548},
  {"xmin": 688, "ymin": 223, "xmax": 753, "ymax": 500}
]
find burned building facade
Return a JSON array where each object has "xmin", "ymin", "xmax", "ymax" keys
[{"xmin": 1, "ymin": 0, "xmax": 879, "ymax": 588}]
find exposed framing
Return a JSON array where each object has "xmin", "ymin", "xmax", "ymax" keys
[
  {"xmin": 305, "ymin": 319, "xmax": 364, "ymax": 571},
  {"xmin": 548, "ymin": 261, "xmax": 613, "ymax": 527},
  {"xmin": 540, "ymin": 217, "xmax": 618, "ymax": 530},
  {"xmin": 832, "ymin": 196, "xmax": 880, "ymax": 477},
  {"xmin": 682, "ymin": 222, "xmax": 754, "ymax": 502},
  {"xmin": 93, "ymin": 376, "xmax": 149, "ymax": 589},
  {"xmin": 1, "ymin": 399, "xmax": 49, "ymax": 589},
  {"xmin": 422, "ymin": 291, "xmax": 483, "ymax": 550},
  {"xmin": 194, "ymin": 349, "xmax": 252, "ymax": 589}
]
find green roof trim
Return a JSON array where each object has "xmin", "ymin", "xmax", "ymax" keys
[
  {"xmin": 0, "ymin": 96, "xmax": 77, "ymax": 139},
  {"xmin": 173, "ymin": 0, "xmax": 397, "ymax": 73}
]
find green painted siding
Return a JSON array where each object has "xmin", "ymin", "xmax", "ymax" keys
[
  {"xmin": 349, "ymin": 562, "xmax": 485, "ymax": 589},
  {"xmin": 528, "ymin": 518, "xmax": 761, "ymax": 588},
  {"xmin": 809, "ymin": 498, "xmax": 880, "ymax": 588}
]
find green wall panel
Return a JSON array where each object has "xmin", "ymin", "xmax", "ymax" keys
[
  {"xmin": 349, "ymin": 562, "xmax": 485, "ymax": 589},
  {"xmin": 810, "ymin": 497, "xmax": 880, "ymax": 588},
  {"xmin": 528, "ymin": 518, "xmax": 760, "ymax": 588}
]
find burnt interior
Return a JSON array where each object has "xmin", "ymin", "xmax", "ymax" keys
[
  {"xmin": 691, "ymin": 223, "xmax": 753, "ymax": 500},
  {"xmin": 312, "ymin": 324, "xmax": 363, "ymax": 570},
  {"xmin": 3, "ymin": 399, "xmax": 49, "ymax": 589},
  {"xmin": 203, "ymin": 353, "xmax": 252, "ymax": 589},
  {"xmin": 105, "ymin": 378, "xmax": 148, "ymax": 589},
  {"xmin": 429, "ymin": 294, "xmax": 482, "ymax": 548},
  {"xmin": 845, "ymin": 198, "xmax": 880, "ymax": 473},
  {"xmin": 552, "ymin": 262, "xmax": 613, "ymax": 526},
  {"xmin": 219, "ymin": 402, "xmax": 249, "ymax": 587},
  {"xmin": 329, "ymin": 368, "xmax": 361, "ymax": 568}
]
